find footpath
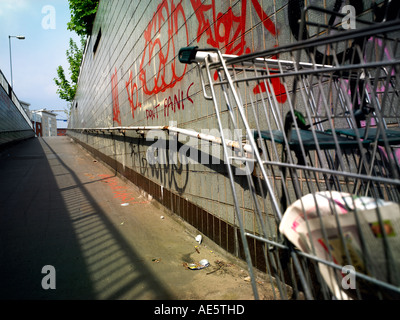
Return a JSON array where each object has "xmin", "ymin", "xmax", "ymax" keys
[{"xmin": 0, "ymin": 136, "xmax": 275, "ymax": 300}]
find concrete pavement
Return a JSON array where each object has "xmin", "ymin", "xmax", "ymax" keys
[{"xmin": 0, "ymin": 136, "xmax": 275, "ymax": 300}]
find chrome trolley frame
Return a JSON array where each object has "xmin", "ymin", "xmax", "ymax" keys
[{"xmin": 179, "ymin": 5, "xmax": 400, "ymax": 300}]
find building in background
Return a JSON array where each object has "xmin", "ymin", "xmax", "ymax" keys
[
  {"xmin": 20, "ymin": 101, "xmax": 31, "ymax": 118},
  {"xmin": 30, "ymin": 112, "xmax": 42, "ymax": 137},
  {"xmin": 57, "ymin": 128, "xmax": 67, "ymax": 136},
  {"xmin": 31, "ymin": 109, "xmax": 57, "ymax": 137}
]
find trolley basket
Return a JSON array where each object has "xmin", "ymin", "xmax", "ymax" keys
[{"xmin": 179, "ymin": 6, "xmax": 400, "ymax": 300}]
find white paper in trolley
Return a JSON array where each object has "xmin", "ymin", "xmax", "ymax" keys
[{"xmin": 279, "ymin": 191, "xmax": 400, "ymax": 300}]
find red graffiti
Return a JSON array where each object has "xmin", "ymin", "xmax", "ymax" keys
[
  {"xmin": 146, "ymin": 82, "xmax": 194, "ymax": 121},
  {"xmin": 125, "ymin": 70, "xmax": 142, "ymax": 119},
  {"xmin": 146, "ymin": 105, "xmax": 159, "ymax": 121},
  {"xmin": 250, "ymin": 0, "xmax": 277, "ymax": 37},
  {"xmin": 191, "ymin": 0, "xmax": 286, "ymax": 103},
  {"xmin": 164, "ymin": 82, "xmax": 194, "ymax": 117},
  {"xmin": 111, "ymin": 68, "xmax": 121, "ymax": 125},
  {"xmin": 191, "ymin": 0, "xmax": 249, "ymax": 55},
  {"xmin": 190, "ymin": 0, "xmax": 276, "ymax": 55},
  {"xmin": 126, "ymin": 0, "xmax": 189, "ymax": 120},
  {"xmin": 139, "ymin": 0, "xmax": 189, "ymax": 96},
  {"xmin": 253, "ymin": 77, "xmax": 287, "ymax": 103},
  {"xmin": 125, "ymin": 0, "xmax": 286, "ymax": 122}
]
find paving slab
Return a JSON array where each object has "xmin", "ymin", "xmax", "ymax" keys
[{"xmin": 0, "ymin": 136, "xmax": 277, "ymax": 300}]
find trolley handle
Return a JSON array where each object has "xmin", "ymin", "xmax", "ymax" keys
[
  {"xmin": 179, "ymin": 46, "xmax": 335, "ymax": 71},
  {"xmin": 179, "ymin": 46, "xmax": 222, "ymax": 65},
  {"xmin": 178, "ymin": 46, "xmax": 199, "ymax": 64},
  {"xmin": 178, "ymin": 46, "xmax": 211, "ymax": 101}
]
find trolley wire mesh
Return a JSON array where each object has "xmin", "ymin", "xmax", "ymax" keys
[{"xmin": 179, "ymin": 4, "xmax": 400, "ymax": 300}]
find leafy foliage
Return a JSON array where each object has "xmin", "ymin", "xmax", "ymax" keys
[
  {"xmin": 54, "ymin": 0, "xmax": 99, "ymax": 104},
  {"xmin": 67, "ymin": 0, "xmax": 99, "ymax": 36},
  {"xmin": 54, "ymin": 37, "xmax": 86, "ymax": 102}
]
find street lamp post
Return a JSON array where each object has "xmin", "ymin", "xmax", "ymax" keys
[{"xmin": 8, "ymin": 35, "xmax": 25, "ymax": 89}]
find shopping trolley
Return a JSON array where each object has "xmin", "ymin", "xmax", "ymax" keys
[{"xmin": 179, "ymin": 5, "xmax": 400, "ymax": 300}]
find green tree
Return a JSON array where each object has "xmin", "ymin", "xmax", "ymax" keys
[
  {"xmin": 54, "ymin": 37, "xmax": 85, "ymax": 103},
  {"xmin": 67, "ymin": 0, "xmax": 99, "ymax": 36},
  {"xmin": 54, "ymin": 0, "xmax": 98, "ymax": 105}
]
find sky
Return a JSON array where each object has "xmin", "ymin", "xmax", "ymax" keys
[{"xmin": 0, "ymin": 0, "xmax": 81, "ymax": 128}]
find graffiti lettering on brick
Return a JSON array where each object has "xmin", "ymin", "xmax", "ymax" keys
[
  {"xmin": 191, "ymin": 0, "xmax": 286, "ymax": 102},
  {"xmin": 164, "ymin": 82, "xmax": 194, "ymax": 117},
  {"xmin": 126, "ymin": 0, "xmax": 288, "ymax": 121},
  {"xmin": 125, "ymin": 70, "xmax": 142, "ymax": 120},
  {"xmin": 140, "ymin": 0, "xmax": 189, "ymax": 95},
  {"xmin": 111, "ymin": 68, "xmax": 121, "ymax": 125},
  {"xmin": 146, "ymin": 82, "xmax": 194, "ymax": 121}
]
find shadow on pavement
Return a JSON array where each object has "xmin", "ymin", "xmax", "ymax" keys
[{"xmin": 0, "ymin": 137, "xmax": 172, "ymax": 299}]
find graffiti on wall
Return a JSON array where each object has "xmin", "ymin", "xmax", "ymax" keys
[
  {"xmin": 140, "ymin": 0, "xmax": 189, "ymax": 96},
  {"xmin": 191, "ymin": 0, "xmax": 287, "ymax": 103},
  {"xmin": 146, "ymin": 82, "xmax": 194, "ymax": 121},
  {"xmin": 191, "ymin": 0, "xmax": 277, "ymax": 56},
  {"xmin": 124, "ymin": 0, "xmax": 189, "ymax": 122},
  {"xmin": 111, "ymin": 68, "xmax": 121, "ymax": 125},
  {"xmin": 106, "ymin": 0, "xmax": 400, "ymax": 125},
  {"xmin": 125, "ymin": 70, "xmax": 141, "ymax": 120},
  {"xmin": 115, "ymin": 0, "xmax": 319, "ymax": 123}
]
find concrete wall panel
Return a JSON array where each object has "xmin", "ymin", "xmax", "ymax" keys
[{"xmin": 0, "ymin": 71, "xmax": 35, "ymax": 147}]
